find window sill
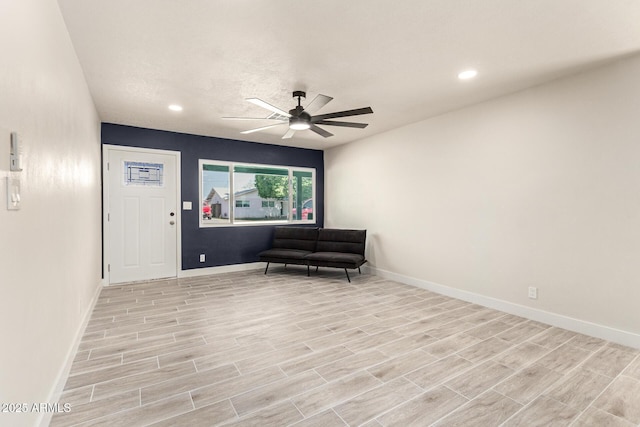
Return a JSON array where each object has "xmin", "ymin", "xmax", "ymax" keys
[{"xmin": 199, "ymin": 220, "xmax": 316, "ymax": 228}]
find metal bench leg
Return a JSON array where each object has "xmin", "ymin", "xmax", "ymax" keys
[
  {"xmin": 307, "ymin": 264, "xmax": 310, "ymax": 277},
  {"xmin": 344, "ymin": 268, "xmax": 351, "ymax": 283},
  {"xmin": 264, "ymin": 262, "xmax": 270, "ymax": 275},
  {"xmin": 316, "ymin": 266, "xmax": 319, "ymax": 272},
  {"xmin": 358, "ymin": 267, "xmax": 362, "ymax": 274}
]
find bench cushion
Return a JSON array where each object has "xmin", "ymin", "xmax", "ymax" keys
[
  {"xmin": 272, "ymin": 226, "xmax": 319, "ymax": 252},
  {"xmin": 305, "ymin": 251, "xmax": 366, "ymax": 268},
  {"xmin": 315, "ymin": 229, "xmax": 366, "ymax": 255}
]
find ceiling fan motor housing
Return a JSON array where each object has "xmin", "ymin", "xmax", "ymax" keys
[
  {"xmin": 289, "ymin": 105, "xmax": 309, "ymax": 118},
  {"xmin": 289, "ymin": 107, "xmax": 311, "ymax": 129}
]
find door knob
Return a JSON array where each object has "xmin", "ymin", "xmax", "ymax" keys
[{"xmin": 170, "ymin": 221, "xmax": 175, "ymax": 225}]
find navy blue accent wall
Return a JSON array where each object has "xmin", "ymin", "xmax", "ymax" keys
[{"xmin": 102, "ymin": 123, "xmax": 324, "ymax": 270}]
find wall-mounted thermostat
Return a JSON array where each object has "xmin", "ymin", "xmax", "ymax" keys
[{"xmin": 10, "ymin": 132, "xmax": 23, "ymax": 171}]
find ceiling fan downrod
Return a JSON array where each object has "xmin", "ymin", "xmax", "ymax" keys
[
  {"xmin": 289, "ymin": 91, "xmax": 311, "ymax": 129},
  {"xmin": 292, "ymin": 90, "xmax": 306, "ymax": 106}
]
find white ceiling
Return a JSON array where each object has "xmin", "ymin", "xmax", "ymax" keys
[{"xmin": 57, "ymin": 0, "xmax": 640, "ymax": 150}]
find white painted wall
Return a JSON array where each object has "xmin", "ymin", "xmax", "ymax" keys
[
  {"xmin": 0, "ymin": 0, "xmax": 102, "ymax": 426},
  {"xmin": 326, "ymin": 54, "xmax": 640, "ymax": 346}
]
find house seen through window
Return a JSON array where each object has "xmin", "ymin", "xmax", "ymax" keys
[{"xmin": 200, "ymin": 160, "xmax": 315, "ymax": 226}]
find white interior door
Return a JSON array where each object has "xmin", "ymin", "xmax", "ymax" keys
[{"xmin": 106, "ymin": 147, "xmax": 179, "ymax": 284}]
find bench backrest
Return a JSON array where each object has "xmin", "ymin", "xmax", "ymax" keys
[
  {"xmin": 316, "ymin": 229, "xmax": 366, "ymax": 255},
  {"xmin": 272, "ymin": 227, "xmax": 319, "ymax": 252}
]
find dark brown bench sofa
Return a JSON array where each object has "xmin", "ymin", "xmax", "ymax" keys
[{"xmin": 258, "ymin": 227, "xmax": 367, "ymax": 282}]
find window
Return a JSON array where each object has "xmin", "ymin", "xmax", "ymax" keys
[
  {"xmin": 199, "ymin": 160, "xmax": 315, "ymax": 227},
  {"xmin": 292, "ymin": 170, "xmax": 314, "ymax": 221},
  {"xmin": 200, "ymin": 163, "xmax": 230, "ymax": 224},
  {"xmin": 233, "ymin": 165, "xmax": 288, "ymax": 223}
]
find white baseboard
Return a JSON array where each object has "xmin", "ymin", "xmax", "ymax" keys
[
  {"xmin": 102, "ymin": 263, "xmax": 265, "ymax": 286},
  {"xmin": 39, "ymin": 279, "xmax": 103, "ymax": 427},
  {"xmin": 364, "ymin": 265, "xmax": 640, "ymax": 350},
  {"xmin": 178, "ymin": 262, "xmax": 264, "ymax": 278}
]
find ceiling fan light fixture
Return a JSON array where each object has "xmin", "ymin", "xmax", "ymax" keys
[{"xmin": 289, "ymin": 116, "xmax": 311, "ymax": 130}]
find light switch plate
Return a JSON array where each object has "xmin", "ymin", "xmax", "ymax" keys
[
  {"xmin": 6, "ymin": 177, "xmax": 20, "ymax": 210},
  {"xmin": 182, "ymin": 201, "xmax": 192, "ymax": 210}
]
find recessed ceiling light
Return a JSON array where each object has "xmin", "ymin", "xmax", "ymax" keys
[
  {"xmin": 458, "ymin": 69, "xmax": 478, "ymax": 80},
  {"xmin": 168, "ymin": 104, "xmax": 183, "ymax": 112}
]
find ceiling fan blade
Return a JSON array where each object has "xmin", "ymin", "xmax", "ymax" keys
[
  {"xmin": 222, "ymin": 117, "xmax": 286, "ymax": 121},
  {"xmin": 282, "ymin": 128, "xmax": 296, "ymax": 139},
  {"xmin": 247, "ymin": 98, "xmax": 291, "ymax": 118},
  {"xmin": 311, "ymin": 107, "xmax": 373, "ymax": 122},
  {"xmin": 310, "ymin": 124, "xmax": 333, "ymax": 138},
  {"xmin": 241, "ymin": 123, "xmax": 287, "ymax": 134},
  {"xmin": 304, "ymin": 94, "xmax": 333, "ymax": 114},
  {"xmin": 314, "ymin": 120, "xmax": 368, "ymax": 129}
]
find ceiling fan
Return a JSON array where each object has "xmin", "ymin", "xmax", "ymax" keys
[{"xmin": 223, "ymin": 91, "xmax": 373, "ymax": 139}]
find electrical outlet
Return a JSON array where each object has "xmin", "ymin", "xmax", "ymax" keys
[
  {"xmin": 199, "ymin": 254, "xmax": 205, "ymax": 263},
  {"xmin": 528, "ymin": 286, "xmax": 538, "ymax": 300}
]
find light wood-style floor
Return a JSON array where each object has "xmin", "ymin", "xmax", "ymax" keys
[{"xmin": 51, "ymin": 269, "xmax": 640, "ymax": 426}]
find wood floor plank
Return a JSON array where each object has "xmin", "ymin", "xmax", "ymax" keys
[
  {"xmin": 147, "ymin": 400, "xmax": 237, "ymax": 427},
  {"xmin": 91, "ymin": 361, "xmax": 196, "ymax": 401},
  {"xmin": 292, "ymin": 371, "xmax": 382, "ymax": 418},
  {"xmin": 593, "ymin": 376, "xmax": 640, "ymax": 424},
  {"xmin": 432, "ymin": 390, "xmax": 522, "ymax": 426},
  {"xmin": 502, "ymin": 395, "xmax": 578, "ymax": 426},
  {"xmin": 80, "ymin": 393, "xmax": 193, "ymax": 427},
  {"xmin": 544, "ymin": 368, "xmax": 613, "ymax": 411},
  {"xmin": 230, "ymin": 370, "xmax": 326, "ymax": 416},
  {"xmin": 191, "ymin": 367, "xmax": 286, "ymax": 409},
  {"xmin": 333, "ymin": 377, "xmax": 423, "ymax": 426},
  {"xmin": 140, "ymin": 363, "xmax": 239, "ymax": 405},
  {"xmin": 376, "ymin": 386, "xmax": 468, "ymax": 426}
]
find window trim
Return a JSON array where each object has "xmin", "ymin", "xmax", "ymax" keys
[{"xmin": 199, "ymin": 159, "xmax": 316, "ymax": 228}]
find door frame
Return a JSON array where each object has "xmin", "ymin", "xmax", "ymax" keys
[{"xmin": 102, "ymin": 144, "xmax": 182, "ymax": 285}]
